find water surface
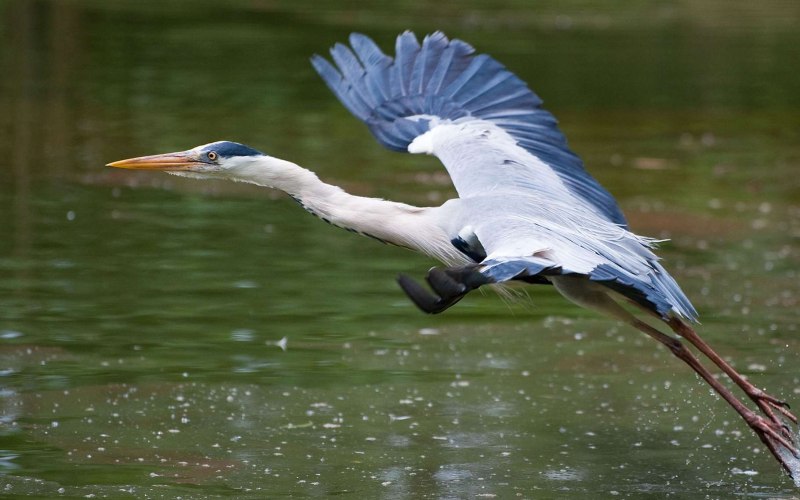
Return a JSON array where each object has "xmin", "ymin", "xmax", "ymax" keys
[{"xmin": 2, "ymin": 1, "xmax": 800, "ymax": 497}]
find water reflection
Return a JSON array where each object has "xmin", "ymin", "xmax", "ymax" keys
[{"xmin": 2, "ymin": 0, "xmax": 800, "ymax": 497}]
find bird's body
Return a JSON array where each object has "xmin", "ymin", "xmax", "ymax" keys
[{"xmin": 108, "ymin": 31, "xmax": 799, "ymax": 481}]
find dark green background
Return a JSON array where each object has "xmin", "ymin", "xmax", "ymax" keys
[{"xmin": 2, "ymin": 0, "xmax": 799, "ymax": 497}]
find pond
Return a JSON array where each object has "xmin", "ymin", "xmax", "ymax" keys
[{"xmin": 2, "ymin": 0, "xmax": 800, "ymax": 497}]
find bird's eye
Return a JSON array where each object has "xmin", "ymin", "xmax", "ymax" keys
[{"xmin": 207, "ymin": 151, "xmax": 218, "ymax": 161}]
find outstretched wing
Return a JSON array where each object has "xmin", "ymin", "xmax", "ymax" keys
[
  {"xmin": 312, "ymin": 31, "xmax": 698, "ymax": 322},
  {"xmin": 311, "ymin": 31, "xmax": 627, "ymax": 227}
]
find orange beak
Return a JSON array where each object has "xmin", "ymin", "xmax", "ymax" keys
[{"xmin": 106, "ymin": 151, "xmax": 202, "ymax": 171}]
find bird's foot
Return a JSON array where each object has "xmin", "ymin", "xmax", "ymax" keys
[
  {"xmin": 746, "ymin": 388, "xmax": 798, "ymax": 441},
  {"xmin": 397, "ymin": 271, "xmax": 463, "ymax": 314},
  {"xmin": 397, "ymin": 265, "xmax": 489, "ymax": 314},
  {"xmin": 751, "ymin": 413, "xmax": 798, "ymax": 456},
  {"xmin": 746, "ymin": 410, "xmax": 800, "ymax": 478},
  {"xmin": 750, "ymin": 388, "xmax": 796, "ymax": 418}
]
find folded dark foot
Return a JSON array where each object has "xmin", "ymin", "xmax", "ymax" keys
[
  {"xmin": 397, "ymin": 265, "xmax": 489, "ymax": 314},
  {"xmin": 397, "ymin": 273, "xmax": 462, "ymax": 314}
]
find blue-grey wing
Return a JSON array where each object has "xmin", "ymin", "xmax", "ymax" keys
[
  {"xmin": 448, "ymin": 193, "xmax": 696, "ymax": 321},
  {"xmin": 466, "ymin": 197, "xmax": 698, "ymax": 322},
  {"xmin": 480, "ymin": 254, "xmax": 697, "ymax": 322},
  {"xmin": 311, "ymin": 31, "xmax": 627, "ymax": 227}
]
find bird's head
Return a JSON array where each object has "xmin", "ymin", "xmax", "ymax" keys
[{"xmin": 107, "ymin": 141, "xmax": 265, "ymax": 180}]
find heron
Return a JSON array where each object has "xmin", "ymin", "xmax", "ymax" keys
[{"xmin": 108, "ymin": 31, "xmax": 799, "ymax": 479}]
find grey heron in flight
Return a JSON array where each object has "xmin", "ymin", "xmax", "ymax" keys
[{"xmin": 108, "ymin": 31, "xmax": 798, "ymax": 480}]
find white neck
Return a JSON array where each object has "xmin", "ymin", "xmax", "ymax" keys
[{"xmin": 223, "ymin": 156, "xmax": 461, "ymax": 263}]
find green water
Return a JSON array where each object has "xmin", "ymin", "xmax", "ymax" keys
[{"xmin": 2, "ymin": 1, "xmax": 800, "ymax": 497}]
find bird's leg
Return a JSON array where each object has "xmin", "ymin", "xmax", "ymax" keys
[
  {"xmin": 629, "ymin": 319, "xmax": 799, "ymax": 474},
  {"xmin": 397, "ymin": 265, "xmax": 489, "ymax": 314},
  {"xmin": 667, "ymin": 317, "xmax": 798, "ymax": 428}
]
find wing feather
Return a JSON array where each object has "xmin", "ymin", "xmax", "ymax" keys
[
  {"xmin": 329, "ymin": 44, "xmax": 374, "ymax": 109},
  {"xmin": 408, "ymin": 32, "xmax": 446, "ymax": 93},
  {"xmin": 313, "ymin": 31, "xmax": 626, "ymax": 226},
  {"xmin": 392, "ymin": 32, "xmax": 421, "ymax": 96},
  {"xmin": 348, "ymin": 34, "xmax": 393, "ymax": 104}
]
